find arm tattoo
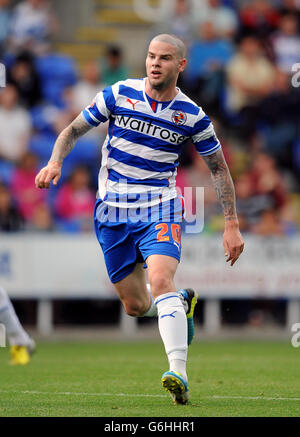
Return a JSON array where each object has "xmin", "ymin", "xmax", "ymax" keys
[
  {"xmin": 202, "ymin": 149, "xmax": 238, "ymax": 222},
  {"xmin": 49, "ymin": 113, "xmax": 93, "ymax": 163}
]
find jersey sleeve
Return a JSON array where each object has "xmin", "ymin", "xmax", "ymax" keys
[
  {"xmin": 191, "ymin": 109, "xmax": 222, "ymax": 156},
  {"xmin": 81, "ymin": 84, "xmax": 117, "ymax": 127}
]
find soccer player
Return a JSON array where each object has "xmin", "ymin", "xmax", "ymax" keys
[
  {"xmin": 35, "ymin": 34, "xmax": 244, "ymax": 404},
  {"xmin": 0, "ymin": 286, "xmax": 35, "ymax": 365}
]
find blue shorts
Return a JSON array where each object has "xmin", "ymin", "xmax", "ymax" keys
[{"xmin": 94, "ymin": 197, "xmax": 184, "ymax": 283}]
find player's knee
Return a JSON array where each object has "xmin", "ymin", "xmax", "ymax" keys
[
  {"xmin": 122, "ymin": 298, "xmax": 147, "ymax": 317},
  {"xmin": 149, "ymin": 275, "xmax": 173, "ymax": 298}
]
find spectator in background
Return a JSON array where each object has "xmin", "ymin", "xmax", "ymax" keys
[
  {"xmin": 10, "ymin": 151, "xmax": 48, "ymax": 222},
  {"xmin": 8, "ymin": 0, "xmax": 58, "ymax": 55},
  {"xmin": 279, "ymin": 0, "xmax": 300, "ymax": 30},
  {"xmin": 198, "ymin": 0, "xmax": 239, "ymax": 39},
  {"xmin": 70, "ymin": 60, "xmax": 102, "ymax": 114},
  {"xmin": 246, "ymin": 152, "xmax": 287, "ymax": 213},
  {"xmin": 251, "ymin": 208, "xmax": 285, "ymax": 235},
  {"xmin": 7, "ymin": 51, "xmax": 42, "ymax": 108},
  {"xmin": 225, "ymin": 36, "xmax": 275, "ymax": 136},
  {"xmin": 134, "ymin": 0, "xmax": 199, "ymax": 44},
  {"xmin": 258, "ymin": 69, "xmax": 300, "ymax": 169},
  {"xmin": 25, "ymin": 202, "xmax": 54, "ymax": 232},
  {"xmin": 235, "ymin": 152, "xmax": 289, "ymax": 232},
  {"xmin": 164, "ymin": 0, "xmax": 194, "ymax": 45},
  {"xmin": 101, "ymin": 46, "xmax": 128, "ymax": 87},
  {"xmin": 226, "ymin": 36, "xmax": 275, "ymax": 113},
  {"xmin": 239, "ymin": 0, "xmax": 281, "ymax": 39},
  {"xmin": 150, "ymin": 0, "xmax": 196, "ymax": 47},
  {"xmin": 280, "ymin": 199, "xmax": 300, "ymax": 235},
  {"xmin": 0, "ymin": 183, "xmax": 24, "ymax": 231},
  {"xmin": 68, "ymin": 60, "xmax": 108, "ymax": 144},
  {"xmin": 54, "ymin": 166, "xmax": 95, "ymax": 232},
  {"xmin": 0, "ymin": 84, "xmax": 31, "ymax": 162},
  {"xmin": 0, "ymin": 0, "xmax": 11, "ymax": 57},
  {"xmin": 184, "ymin": 21, "xmax": 234, "ymax": 112},
  {"xmin": 235, "ymin": 173, "xmax": 271, "ymax": 231},
  {"xmin": 271, "ymin": 14, "xmax": 300, "ymax": 75}
]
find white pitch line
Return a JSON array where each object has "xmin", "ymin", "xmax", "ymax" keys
[
  {"xmin": 0, "ymin": 389, "xmax": 166, "ymax": 398},
  {"xmin": 1, "ymin": 390, "xmax": 300, "ymax": 402},
  {"xmin": 213, "ymin": 395, "xmax": 300, "ymax": 402}
]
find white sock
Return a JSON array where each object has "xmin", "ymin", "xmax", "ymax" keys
[
  {"xmin": 0, "ymin": 287, "xmax": 31, "ymax": 346},
  {"xmin": 142, "ymin": 286, "xmax": 189, "ymax": 318},
  {"xmin": 141, "ymin": 283, "xmax": 157, "ymax": 317},
  {"xmin": 170, "ymin": 359, "xmax": 187, "ymax": 378},
  {"xmin": 155, "ymin": 292, "xmax": 188, "ymax": 381}
]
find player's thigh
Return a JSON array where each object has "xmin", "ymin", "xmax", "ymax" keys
[
  {"xmin": 146, "ymin": 254, "xmax": 179, "ymax": 298},
  {"xmin": 136, "ymin": 215, "xmax": 182, "ymax": 298},
  {"xmin": 94, "ymin": 202, "xmax": 140, "ymax": 284}
]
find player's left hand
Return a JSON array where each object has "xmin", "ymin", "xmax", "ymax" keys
[{"xmin": 223, "ymin": 222, "xmax": 244, "ymax": 267}]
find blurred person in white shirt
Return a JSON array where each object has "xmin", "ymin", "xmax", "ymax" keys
[
  {"xmin": 198, "ymin": 0, "xmax": 238, "ymax": 39},
  {"xmin": 0, "ymin": 84, "xmax": 31, "ymax": 163},
  {"xmin": 271, "ymin": 13, "xmax": 300, "ymax": 74},
  {"xmin": 8, "ymin": 0, "xmax": 58, "ymax": 55}
]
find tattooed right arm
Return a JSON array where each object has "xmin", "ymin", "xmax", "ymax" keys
[
  {"xmin": 35, "ymin": 113, "xmax": 93, "ymax": 189},
  {"xmin": 49, "ymin": 113, "xmax": 93, "ymax": 164}
]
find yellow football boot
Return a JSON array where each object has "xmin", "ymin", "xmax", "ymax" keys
[{"xmin": 10, "ymin": 345, "xmax": 31, "ymax": 365}]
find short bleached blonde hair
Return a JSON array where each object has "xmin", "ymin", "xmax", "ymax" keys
[{"xmin": 150, "ymin": 34, "xmax": 186, "ymax": 59}]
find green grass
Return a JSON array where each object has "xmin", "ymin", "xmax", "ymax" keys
[{"xmin": 0, "ymin": 340, "xmax": 300, "ymax": 417}]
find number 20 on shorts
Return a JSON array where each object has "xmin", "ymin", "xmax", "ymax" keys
[{"xmin": 155, "ymin": 223, "xmax": 181, "ymax": 245}]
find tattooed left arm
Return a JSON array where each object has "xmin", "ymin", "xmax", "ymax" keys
[
  {"xmin": 202, "ymin": 149, "xmax": 244, "ymax": 266},
  {"xmin": 202, "ymin": 149, "xmax": 237, "ymax": 223}
]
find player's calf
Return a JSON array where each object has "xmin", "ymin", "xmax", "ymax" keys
[{"xmin": 121, "ymin": 297, "xmax": 150, "ymax": 317}]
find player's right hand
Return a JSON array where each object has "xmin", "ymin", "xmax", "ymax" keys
[{"xmin": 35, "ymin": 161, "xmax": 62, "ymax": 189}]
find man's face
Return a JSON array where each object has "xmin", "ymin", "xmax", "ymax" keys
[{"xmin": 146, "ymin": 40, "xmax": 186, "ymax": 91}]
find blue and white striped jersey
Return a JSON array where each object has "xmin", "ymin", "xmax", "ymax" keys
[{"xmin": 81, "ymin": 78, "xmax": 221, "ymax": 208}]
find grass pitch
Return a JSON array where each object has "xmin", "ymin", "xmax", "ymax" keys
[{"xmin": 0, "ymin": 340, "xmax": 299, "ymax": 417}]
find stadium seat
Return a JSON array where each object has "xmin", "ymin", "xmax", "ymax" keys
[
  {"xmin": 1, "ymin": 52, "xmax": 16, "ymax": 69},
  {"xmin": 30, "ymin": 105, "xmax": 59, "ymax": 135},
  {"xmin": 0, "ymin": 160, "xmax": 14, "ymax": 185},
  {"xmin": 35, "ymin": 54, "xmax": 78, "ymax": 107},
  {"xmin": 54, "ymin": 218, "xmax": 81, "ymax": 233},
  {"xmin": 29, "ymin": 133, "xmax": 57, "ymax": 161},
  {"xmin": 293, "ymin": 138, "xmax": 300, "ymax": 174}
]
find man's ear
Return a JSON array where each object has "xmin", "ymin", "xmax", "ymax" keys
[{"xmin": 179, "ymin": 58, "xmax": 187, "ymax": 73}]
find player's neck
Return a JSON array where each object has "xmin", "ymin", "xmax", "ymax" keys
[{"xmin": 145, "ymin": 78, "xmax": 178, "ymax": 102}]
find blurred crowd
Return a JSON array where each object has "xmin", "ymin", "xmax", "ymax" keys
[{"xmin": 0, "ymin": 0, "xmax": 300, "ymax": 235}]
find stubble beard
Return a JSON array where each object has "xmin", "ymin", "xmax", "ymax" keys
[{"xmin": 148, "ymin": 73, "xmax": 175, "ymax": 92}]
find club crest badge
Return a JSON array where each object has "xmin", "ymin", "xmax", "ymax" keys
[{"xmin": 172, "ymin": 110, "xmax": 187, "ymax": 125}]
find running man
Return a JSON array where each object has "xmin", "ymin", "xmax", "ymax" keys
[
  {"xmin": 35, "ymin": 34, "xmax": 244, "ymax": 404},
  {"xmin": 0, "ymin": 286, "xmax": 35, "ymax": 365}
]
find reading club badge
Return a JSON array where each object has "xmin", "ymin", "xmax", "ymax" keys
[{"xmin": 172, "ymin": 110, "xmax": 187, "ymax": 125}]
